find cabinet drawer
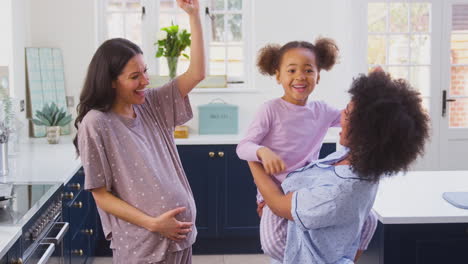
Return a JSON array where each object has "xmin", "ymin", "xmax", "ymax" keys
[
  {"xmin": 70, "ymin": 230, "xmax": 89, "ymax": 264},
  {"xmin": 6, "ymin": 239, "xmax": 21, "ymax": 264},
  {"xmin": 380, "ymin": 223, "xmax": 468, "ymax": 264},
  {"xmin": 65, "ymin": 190, "xmax": 90, "ymax": 239}
]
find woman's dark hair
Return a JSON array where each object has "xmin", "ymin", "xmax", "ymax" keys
[
  {"xmin": 256, "ymin": 37, "xmax": 339, "ymax": 75},
  {"xmin": 346, "ymin": 71, "xmax": 430, "ymax": 181},
  {"xmin": 73, "ymin": 38, "xmax": 143, "ymax": 155}
]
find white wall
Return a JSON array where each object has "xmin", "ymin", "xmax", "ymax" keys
[
  {"xmin": 0, "ymin": 0, "xmax": 12, "ymax": 66},
  {"xmin": 28, "ymin": 0, "xmax": 97, "ymax": 114},
  {"xmin": 0, "ymin": 0, "xmax": 31, "ymax": 141}
]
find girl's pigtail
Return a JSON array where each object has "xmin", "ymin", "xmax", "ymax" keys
[
  {"xmin": 314, "ymin": 37, "xmax": 339, "ymax": 71},
  {"xmin": 257, "ymin": 44, "xmax": 281, "ymax": 76}
]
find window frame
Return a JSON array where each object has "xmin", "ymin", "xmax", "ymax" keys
[{"xmin": 366, "ymin": 0, "xmax": 433, "ymax": 107}]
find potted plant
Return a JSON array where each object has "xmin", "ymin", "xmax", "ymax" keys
[
  {"xmin": 155, "ymin": 23, "xmax": 191, "ymax": 79},
  {"xmin": 0, "ymin": 85, "xmax": 13, "ymax": 175},
  {"xmin": 32, "ymin": 102, "xmax": 72, "ymax": 144}
]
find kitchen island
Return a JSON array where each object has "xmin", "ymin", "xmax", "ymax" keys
[{"xmin": 364, "ymin": 170, "xmax": 468, "ymax": 264}]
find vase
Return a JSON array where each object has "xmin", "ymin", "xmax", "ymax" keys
[
  {"xmin": 0, "ymin": 142, "xmax": 8, "ymax": 176},
  {"xmin": 167, "ymin": 57, "xmax": 179, "ymax": 79},
  {"xmin": 46, "ymin": 126, "xmax": 61, "ymax": 144}
]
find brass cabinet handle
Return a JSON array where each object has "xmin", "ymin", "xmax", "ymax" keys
[
  {"xmin": 63, "ymin": 192, "xmax": 74, "ymax": 200},
  {"xmin": 81, "ymin": 229, "xmax": 94, "ymax": 235},
  {"xmin": 11, "ymin": 258, "xmax": 23, "ymax": 264},
  {"xmin": 73, "ymin": 201, "xmax": 83, "ymax": 208},
  {"xmin": 208, "ymin": 152, "xmax": 215, "ymax": 158},
  {"xmin": 68, "ymin": 183, "xmax": 81, "ymax": 190},
  {"xmin": 217, "ymin": 151, "xmax": 224, "ymax": 158},
  {"xmin": 72, "ymin": 249, "xmax": 84, "ymax": 256}
]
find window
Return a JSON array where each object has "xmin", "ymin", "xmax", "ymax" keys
[
  {"xmin": 367, "ymin": 2, "xmax": 431, "ymax": 109},
  {"xmin": 101, "ymin": 0, "xmax": 143, "ymax": 46},
  {"xmin": 98, "ymin": 0, "xmax": 251, "ymax": 89}
]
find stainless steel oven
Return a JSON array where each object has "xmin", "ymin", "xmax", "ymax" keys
[
  {"xmin": 22, "ymin": 185, "xmax": 68, "ymax": 264},
  {"xmin": 24, "ymin": 218, "xmax": 69, "ymax": 264},
  {"xmin": 0, "ymin": 183, "xmax": 69, "ymax": 264}
]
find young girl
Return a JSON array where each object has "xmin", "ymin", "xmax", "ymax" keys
[
  {"xmin": 236, "ymin": 38, "xmax": 377, "ymax": 262},
  {"xmin": 74, "ymin": 0, "xmax": 204, "ymax": 263}
]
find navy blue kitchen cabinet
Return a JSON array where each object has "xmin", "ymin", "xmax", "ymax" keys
[
  {"xmin": 63, "ymin": 168, "xmax": 98, "ymax": 264},
  {"xmin": 365, "ymin": 222, "xmax": 468, "ymax": 264},
  {"xmin": 176, "ymin": 143, "xmax": 336, "ymax": 254},
  {"xmin": 177, "ymin": 144, "xmax": 261, "ymax": 254},
  {"xmin": 176, "ymin": 145, "xmax": 218, "ymax": 238},
  {"xmin": 0, "ymin": 239, "xmax": 21, "ymax": 264}
]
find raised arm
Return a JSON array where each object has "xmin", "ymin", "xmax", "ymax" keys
[
  {"xmin": 248, "ymin": 161, "xmax": 293, "ymax": 220},
  {"xmin": 176, "ymin": 0, "xmax": 205, "ymax": 97}
]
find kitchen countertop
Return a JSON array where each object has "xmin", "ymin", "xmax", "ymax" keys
[
  {"xmin": 0, "ymin": 136, "xmax": 81, "ymax": 258},
  {"xmin": 0, "ymin": 226, "xmax": 21, "ymax": 259},
  {"xmin": 174, "ymin": 129, "xmax": 340, "ymax": 145},
  {"xmin": 373, "ymin": 170, "xmax": 468, "ymax": 224},
  {"xmin": 3, "ymin": 136, "xmax": 81, "ymax": 183}
]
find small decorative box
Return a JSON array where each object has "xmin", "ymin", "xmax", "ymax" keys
[
  {"xmin": 198, "ymin": 99, "xmax": 238, "ymax": 134},
  {"xmin": 174, "ymin": 125, "xmax": 189, "ymax": 138}
]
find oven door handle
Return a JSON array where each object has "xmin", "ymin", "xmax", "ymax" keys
[
  {"xmin": 43, "ymin": 222, "xmax": 69, "ymax": 245},
  {"xmin": 37, "ymin": 243, "xmax": 55, "ymax": 264}
]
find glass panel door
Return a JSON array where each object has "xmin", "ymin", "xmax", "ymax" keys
[{"xmin": 439, "ymin": 1, "xmax": 468, "ymax": 170}]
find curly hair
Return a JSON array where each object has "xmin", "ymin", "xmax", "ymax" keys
[
  {"xmin": 256, "ymin": 37, "xmax": 339, "ymax": 76},
  {"xmin": 346, "ymin": 71, "xmax": 430, "ymax": 182},
  {"xmin": 73, "ymin": 38, "xmax": 143, "ymax": 155}
]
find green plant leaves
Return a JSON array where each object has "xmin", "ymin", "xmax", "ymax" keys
[
  {"xmin": 33, "ymin": 102, "xmax": 72, "ymax": 127},
  {"xmin": 154, "ymin": 23, "xmax": 191, "ymax": 59}
]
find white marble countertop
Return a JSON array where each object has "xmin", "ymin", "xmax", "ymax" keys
[
  {"xmin": 373, "ymin": 170, "xmax": 468, "ymax": 224},
  {"xmin": 2, "ymin": 136, "xmax": 81, "ymax": 184},
  {"xmin": 174, "ymin": 129, "xmax": 339, "ymax": 145},
  {"xmin": 0, "ymin": 226, "xmax": 21, "ymax": 258},
  {"xmin": 0, "ymin": 136, "xmax": 81, "ymax": 257}
]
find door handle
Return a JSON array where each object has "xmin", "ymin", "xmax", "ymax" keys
[
  {"xmin": 36, "ymin": 243, "xmax": 55, "ymax": 264},
  {"xmin": 442, "ymin": 90, "xmax": 456, "ymax": 117},
  {"xmin": 43, "ymin": 222, "xmax": 69, "ymax": 245}
]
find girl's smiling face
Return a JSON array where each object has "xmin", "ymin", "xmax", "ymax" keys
[{"xmin": 276, "ymin": 48, "xmax": 320, "ymax": 106}]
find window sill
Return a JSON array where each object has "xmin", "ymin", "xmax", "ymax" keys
[{"xmin": 191, "ymin": 87, "xmax": 259, "ymax": 93}]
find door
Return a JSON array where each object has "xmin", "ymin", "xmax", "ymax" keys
[
  {"xmin": 364, "ymin": 0, "xmax": 468, "ymax": 170},
  {"xmin": 219, "ymin": 145, "xmax": 259, "ymax": 237},
  {"xmin": 439, "ymin": 0, "xmax": 468, "ymax": 170},
  {"xmin": 177, "ymin": 145, "xmax": 218, "ymax": 237}
]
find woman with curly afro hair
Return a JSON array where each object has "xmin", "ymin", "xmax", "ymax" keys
[{"xmin": 249, "ymin": 71, "xmax": 430, "ymax": 264}]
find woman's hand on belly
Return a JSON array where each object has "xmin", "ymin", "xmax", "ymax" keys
[{"xmin": 144, "ymin": 207, "xmax": 193, "ymax": 241}]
